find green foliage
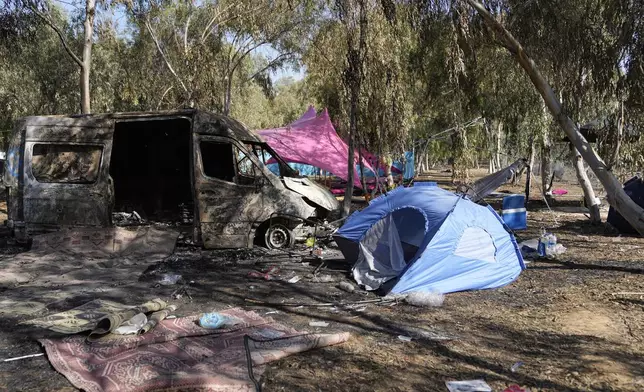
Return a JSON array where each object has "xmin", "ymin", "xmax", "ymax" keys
[{"xmin": 1, "ymin": 0, "xmax": 644, "ymax": 174}]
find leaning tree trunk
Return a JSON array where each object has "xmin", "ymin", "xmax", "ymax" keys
[
  {"xmin": 467, "ymin": 0, "xmax": 644, "ymax": 235},
  {"xmin": 572, "ymin": 145, "xmax": 601, "ymax": 223}
]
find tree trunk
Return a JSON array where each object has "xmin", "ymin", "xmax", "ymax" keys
[
  {"xmin": 610, "ymin": 101, "xmax": 624, "ymax": 170},
  {"xmin": 495, "ymin": 120, "xmax": 503, "ymax": 169},
  {"xmin": 525, "ymin": 135, "xmax": 536, "ymax": 202},
  {"xmin": 340, "ymin": 0, "xmax": 366, "ymax": 217},
  {"xmin": 342, "ymin": 119, "xmax": 356, "ymax": 217},
  {"xmin": 356, "ymin": 128, "xmax": 367, "ymax": 192},
  {"xmin": 541, "ymin": 129, "xmax": 552, "ymax": 196},
  {"xmin": 80, "ymin": 0, "xmax": 95, "ymax": 114},
  {"xmin": 223, "ymin": 75, "xmax": 233, "ymax": 115},
  {"xmin": 484, "ymin": 118, "xmax": 495, "ymax": 173},
  {"xmin": 571, "ymin": 145, "xmax": 601, "ymax": 223},
  {"xmin": 467, "ymin": 0, "xmax": 644, "ymax": 235}
]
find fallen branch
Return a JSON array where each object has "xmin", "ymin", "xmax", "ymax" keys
[
  {"xmin": 611, "ymin": 292, "xmax": 644, "ymax": 296},
  {"xmin": 244, "ymin": 297, "xmax": 394, "ymax": 308},
  {"xmin": 3, "ymin": 353, "xmax": 44, "ymax": 362}
]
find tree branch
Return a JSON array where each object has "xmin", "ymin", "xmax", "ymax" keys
[
  {"xmin": 29, "ymin": 5, "xmax": 83, "ymax": 67},
  {"xmin": 184, "ymin": 13, "xmax": 191, "ymax": 56},
  {"xmin": 156, "ymin": 85, "xmax": 174, "ymax": 110},
  {"xmin": 144, "ymin": 18, "xmax": 189, "ymax": 93},
  {"xmin": 245, "ymin": 51, "xmax": 296, "ymax": 81},
  {"xmin": 200, "ymin": 2, "xmax": 266, "ymax": 44}
]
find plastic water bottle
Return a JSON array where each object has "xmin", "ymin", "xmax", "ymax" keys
[
  {"xmin": 546, "ymin": 234, "xmax": 557, "ymax": 256},
  {"xmin": 537, "ymin": 229, "xmax": 547, "ymax": 257}
]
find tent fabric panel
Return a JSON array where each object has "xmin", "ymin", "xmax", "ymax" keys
[
  {"xmin": 335, "ymin": 186, "xmax": 459, "ymax": 243},
  {"xmin": 258, "ymin": 108, "xmax": 376, "ymax": 188},
  {"xmin": 352, "ymin": 214, "xmax": 408, "ymax": 291},
  {"xmin": 485, "ymin": 205, "xmax": 526, "ymax": 270},
  {"xmin": 391, "ymin": 200, "xmax": 523, "ymax": 294},
  {"xmin": 392, "ymin": 207, "xmax": 426, "ymax": 248},
  {"xmin": 453, "ymin": 227, "xmax": 497, "ymax": 263}
]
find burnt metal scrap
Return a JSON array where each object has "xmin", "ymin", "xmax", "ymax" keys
[{"xmin": 2, "ymin": 110, "xmax": 340, "ymax": 249}]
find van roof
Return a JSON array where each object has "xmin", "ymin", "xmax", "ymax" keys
[{"xmin": 18, "ymin": 109, "xmax": 263, "ymax": 143}]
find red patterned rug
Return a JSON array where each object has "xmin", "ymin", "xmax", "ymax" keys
[{"xmin": 40, "ymin": 308, "xmax": 350, "ymax": 392}]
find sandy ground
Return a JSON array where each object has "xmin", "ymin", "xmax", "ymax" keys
[{"xmin": 0, "ymin": 172, "xmax": 643, "ymax": 392}]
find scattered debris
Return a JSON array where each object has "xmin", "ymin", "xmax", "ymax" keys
[
  {"xmin": 503, "ymin": 385, "xmax": 529, "ymax": 392},
  {"xmin": 520, "ymin": 235, "xmax": 565, "ymax": 259},
  {"xmin": 551, "ymin": 188, "xmax": 568, "ymax": 196},
  {"xmin": 309, "ymin": 321, "xmax": 329, "ymax": 327},
  {"xmin": 405, "ymin": 291, "xmax": 445, "ymax": 307},
  {"xmin": 397, "ymin": 335, "xmax": 412, "ymax": 342},
  {"xmin": 2, "ymin": 353, "xmax": 45, "ymax": 362},
  {"xmin": 287, "ymin": 275, "xmax": 302, "ymax": 284},
  {"xmin": 199, "ymin": 313, "xmax": 240, "ymax": 329},
  {"xmin": 159, "ymin": 274, "xmax": 182, "ymax": 286},
  {"xmin": 114, "ymin": 313, "xmax": 147, "ymax": 335},
  {"xmin": 445, "ymin": 380, "xmax": 492, "ymax": 392},
  {"xmin": 112, "ymin": 211, "xmax": 143, "ymax": 226},
  {"xmin": 311, "ymin": 274, "xmax": 336, "ymax": 283},
  {"xmin": 248, "ymin": 265, "xmax": 280, "ymax": 280},
  {"xmin": 511, "ymin": 361, "xmax": 524, "ymax": 372},
  {"xmin": 338, "ymin": 282, "xmax": 356, "ymax": 293}
]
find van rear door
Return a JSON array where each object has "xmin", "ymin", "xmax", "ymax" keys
[{"xmin": 22, "ymin": 117, "xmax": 114, "ymax": 230}]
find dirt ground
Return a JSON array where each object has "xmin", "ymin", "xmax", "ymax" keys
[{"xmin": 0, "ymin": 172, "xmax": 643, "ymax": 392}]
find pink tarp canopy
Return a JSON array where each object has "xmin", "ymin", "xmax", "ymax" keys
[{"xmin": 258, "ymin": 107, "xmax": 376, "ymax": 188}]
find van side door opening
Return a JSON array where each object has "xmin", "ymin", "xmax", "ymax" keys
[{"xmin": 110, "ymin": 118, "xmax": 193, "ymax": 224}]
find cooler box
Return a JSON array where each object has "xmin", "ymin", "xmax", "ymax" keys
[{"xmin": 502, "ymin": 194, "xmax": 527, "ymax": 230}]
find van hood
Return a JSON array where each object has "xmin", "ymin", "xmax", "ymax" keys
[{"xmin": 282, "ymin": 177, "xmax": 339, "ymax": 212}]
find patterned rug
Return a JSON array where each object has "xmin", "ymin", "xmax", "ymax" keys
[{"xmin": 40, "ymin": 308, "xmax": 351, "ymax": 392}]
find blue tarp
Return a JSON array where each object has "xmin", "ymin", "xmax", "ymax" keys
[
  {"xmin": 393, "ymin": 151, "xmax": 415, "ymax": 180},
  {"xmin": 356, "ymin": 151, "xmax": 415, "ymax": 180},
  {"xmin": 267, "ymin": 162, "xmax": 321, "ymax": 176},
  {"xmin": 334, "ymin": 186, "xmax": 524, "ymax": 294}
]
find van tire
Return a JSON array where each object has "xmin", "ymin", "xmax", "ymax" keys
[{"xmin": 263, "ymin": 223, "xmax": 294, "ymax": 249}]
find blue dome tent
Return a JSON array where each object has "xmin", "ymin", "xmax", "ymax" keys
[{"xmin": 333, "ymin": 185, "xmax": 525, "ymax": 294}]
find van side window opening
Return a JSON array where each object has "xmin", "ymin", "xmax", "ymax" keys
[
  {"xmin": 31, "ymin": 144, "xmax": 102, "ymax": 184},
  {"xmin": 200, "ymin": 141, "xmax": 235, "ymax": 182},
  {"xmin": 244, "ymin": 142, "xmax": 298, "ymax": 178},
  {"xmin": 235, "ymin": 147, "xmax": 263, "ymax": 185}
]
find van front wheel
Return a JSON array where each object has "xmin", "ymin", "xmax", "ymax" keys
[{"xmin": 264, "ymin": 223, "xmax": 293, "ymax": 249}]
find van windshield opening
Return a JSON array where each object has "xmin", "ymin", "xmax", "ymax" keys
[{"xmin": 244, "ymin": 143, "xmax": 299, "ymax": 178}]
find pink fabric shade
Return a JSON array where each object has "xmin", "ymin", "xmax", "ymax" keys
[{"xmin": 258, "ymin": 107, "xmax": 376, "ymax": 188}]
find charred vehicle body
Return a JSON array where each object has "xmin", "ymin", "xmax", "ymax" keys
[{"xmin": 2, "ymin": 110, "xmax": 340, "ymax": 249}]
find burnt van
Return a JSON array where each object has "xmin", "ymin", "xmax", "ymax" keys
[{"xmin": 2, "ymin": 110, "xmax": 340, "ymax": 249}]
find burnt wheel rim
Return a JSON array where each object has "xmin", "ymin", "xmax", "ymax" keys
[{"xmin": 267, "ymin": 225, "xmax": 289, "ymax": 249}]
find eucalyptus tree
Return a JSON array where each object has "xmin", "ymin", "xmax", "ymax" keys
[
  {"xmin": 9, "ymin": 0, "xmax": 98, "ymax": 113},
  {"xmin": 466, "ymin": 0, "xmax": 644, "ymax": 234}
]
